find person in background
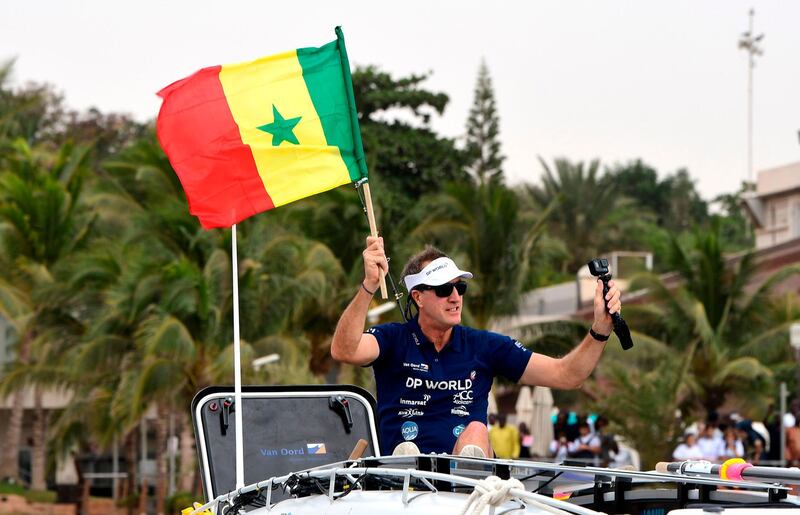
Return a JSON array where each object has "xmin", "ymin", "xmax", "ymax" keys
[
  {"xmin": 673, "ymin": 432, "xmax": 704, "ymax": 460},
  {"xmin": 735, "ymin": 420, "xmax": 766, "ymax": 464},
  {"xmin": 489, "ymin": 413, "xmax": 520, "ymax": 459},
  {"xmin": 784, "ymin": 399, "xmax": 799, "ymax": 431},
  {"xmin": 487, "ymin": 413, "xmax": 498, "ymax": 433},
  {"xmin": 568, "ymin": 421, "xmax": 601, "ymax": 461},
  {"xmin": 550, "ymin": 431, "xmax": 570, "ymax": 462},
  {"xmin": 594, "ymin": 415, "xmax": 615, "ymax": 467},
  {"xmin": 706, "ymin": 411, "xmax": 723, "ymax": 439},
  {"xmin": 553, "ymin": 410, "xmax": 580, "ymax": 442},
  {"xmin": 717, "ymin": 427, "xmax": 745, "ymax": 460},
  {"xmin": 765, "ymin": 405, "xmax": 783, "ymax": 463},
  {"xmin": 519, "ymin": 422, "xmax": 533, "ymax": 458},
  {"xmin": 786, "ymin": 416, "xmax": 800, "ymax": 467},
  {"xmin": 697, "ymin": 423, "xmax": 722, "ymax": 462}
]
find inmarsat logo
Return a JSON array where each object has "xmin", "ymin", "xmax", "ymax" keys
[{"xmin": 399, "ymin": 394, "xmax": 432, "ymax": 407}]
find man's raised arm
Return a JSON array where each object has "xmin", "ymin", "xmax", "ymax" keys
[
  {"xmin": 330, "ymin": 236, "xmax": 386, "ymax": 366},
  {"xmin": 519, "ymin": 278, "xmax": 621, "ymax": 389}
]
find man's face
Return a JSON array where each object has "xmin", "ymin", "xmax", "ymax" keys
[{"xmin": 414, "ymin": 278, "xmax": 464, "ymax": 328}]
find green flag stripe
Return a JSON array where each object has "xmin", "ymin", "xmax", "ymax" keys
[{"xmin": 297, "ymin": 35, "xmax": 367, "ymax": 182}]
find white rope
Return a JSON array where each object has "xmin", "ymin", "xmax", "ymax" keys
[{"xmin": 459, "ymin": 475, "xmax": 525, "ymax": 515}]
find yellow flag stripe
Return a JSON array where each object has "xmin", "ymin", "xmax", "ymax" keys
[{"xmin": 219, "ymin": 50, "xmax": 351, "ymax": 206}]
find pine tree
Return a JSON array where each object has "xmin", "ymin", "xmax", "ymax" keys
[{"xmin": 465, "ymin": 59, "xmax": 504, "ymax": 184}]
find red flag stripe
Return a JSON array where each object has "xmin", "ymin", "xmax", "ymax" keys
[{"xmin": 156, "ymin": 65, "xmax": 274, "ymax": 228}]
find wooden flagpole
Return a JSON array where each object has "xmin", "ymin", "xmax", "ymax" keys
[{"xmin": 361, "ymin": 183, "xmax": 388, "ymax": 299}]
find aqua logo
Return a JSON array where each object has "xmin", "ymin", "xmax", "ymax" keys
[
  {"xmin": 453, "ymin": 424, "xmax": 466, "ymax": 437},
  {"xmin": 401, "ymin": 421, "xmax": 419, "ymax": 441}
]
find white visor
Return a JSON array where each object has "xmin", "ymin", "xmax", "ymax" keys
[{"xmin": 403, "ymin": 257, "xmax": 473, "ymax": 291}]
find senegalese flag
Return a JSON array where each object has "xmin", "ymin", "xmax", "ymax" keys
[{"xmin": 156, "ymin": 27, "xmax": 367, "ymax": 229}]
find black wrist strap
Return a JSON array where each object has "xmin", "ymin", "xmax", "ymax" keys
[
  {"xmin": 361, "ymin": 281, "xmax": 376, "ymax": 296},
  {"xmin": 589, "ymin": 327, "xmax": 610, "ymax": 341}
]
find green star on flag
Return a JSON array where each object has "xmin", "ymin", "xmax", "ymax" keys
[{"xmin": 257, "ymin": 105, "xmax": 302, "ymax": 146}]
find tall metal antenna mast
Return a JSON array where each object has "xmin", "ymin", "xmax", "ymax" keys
[{"xmin": 738, "ymin": 8, "xmax": 764, "ymax": 185}]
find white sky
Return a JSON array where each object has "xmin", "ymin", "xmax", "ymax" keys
[{"xmin": 2, "ymin": 0, "xmax": 799, "ymax": 201}]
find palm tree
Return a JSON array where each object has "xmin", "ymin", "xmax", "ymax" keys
[
  {"xmin": 0, "ymin": 139, "xmax": 92, "ymax": 482},
  {"xmin": 0, "ymin": 60, "xmax": 62, "ymax": 144},
  {"xmin": 410, "ymin": 179, "xmax": 552, "ymax": 329},
  {"xmin": 590, "ymin": 334, "xmax": 695, "ymax": 468},
  {"xmin": 526, "ymin": 158, "xmax": 629, "ymax": 273},
  {"xmin": 627, "ymin": 223, "xmax": 800, "ymax": 416},
  {"xmin": 83, "ymin": 132, "xmax": 347, "ymax": 503}
]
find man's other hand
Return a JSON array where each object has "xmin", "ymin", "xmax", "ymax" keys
[{"xmin": 593, "ymin": 279, "xmax": 621, "ymax": 336}]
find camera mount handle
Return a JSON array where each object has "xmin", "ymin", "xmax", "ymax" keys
[{"xmin": 598, "ymin": 272, "xmax": 634, "ymax": 351}]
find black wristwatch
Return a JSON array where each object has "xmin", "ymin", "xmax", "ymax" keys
[{"xmin": 589, "ymin": 327, "xmax": 610, "ymax": 341}]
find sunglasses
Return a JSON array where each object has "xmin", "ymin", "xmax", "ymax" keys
[{"xmin": 416, "ymin": 280, "xmax": 468, "ymax": 298}]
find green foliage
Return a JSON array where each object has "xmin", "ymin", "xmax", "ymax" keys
[
  {"xmin": 0, "ymin": 480, "xmax": 57, "ymax": 503},
  {"xmin": 626, "ymin": 222, "xmax": 800, "ymax": 417},
  {"xmin": 411, "ymin": 179, "xmax": 551, "ymax": 328},
  {"xmin": 351, "ymin": 66, "xmax": 469, "ymax": 244},
  {"xmin": 527, "ymin": 158, "xmax": 630, "ymax": 273},
  {"xmin": 0, "ymin": 59, "xmax": 65, "ymax": 144},
  {"xmin": 712, "ymin": 182, "xmax": 755, "ymax": 251},
  {"xmin": 604, "ymin": 160, "xmax": 709, "ymax": 233},
  {"xmin": 167, "ymin": 491, "xmax": 199, "ymax": 513},
  {"xmin": 465, "ymin": 59, "xmax": 504, "ymax": 184},
  {"xmin": 0, "ymin": 139, "xmax": 93, "ymax": 265},
  {"xmin": 591, "ymin": 343, "xmax": 692, "ymax": 468}
]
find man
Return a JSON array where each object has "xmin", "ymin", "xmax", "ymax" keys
[
  {"xmin": 568, "ymin": 421, "xmax": 601, "ymax": 461},
  {"xmin": 696, "ymin": 422, "xmax": 722, "ymax": 462},
  {"xmin": 330, "ymin": 238, "xmax": 621, "ymax": 457},
  {"xmin": 489, "ymin": 413, "xmax": 520, "ymax": 459},
  {"xmin": 673, "ymin": 432, "xmax": 704, "ymax": 460}
]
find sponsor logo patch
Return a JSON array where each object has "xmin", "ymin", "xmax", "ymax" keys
[
  {"xmin": 451, "ymin": 406, "xmax": 470, "ymax": 417},
  {"xmin": 403, "ymin": 362, "xmax": 430, "ymax": 373},
  {"xmin": 406, "ymin": 378, "xmax": 472, "ymax": 391},
  {"xmin": 401, "ymin": 421, "xmax": 419, "ymax": 441},
  {"xmin": 453, "ymin": 424, "xmax": 466, "ymax": 437},
  {"xmin": 398, "ymin": 408, "xmax": 424, "ymax": 418},
  {"xmin": 425, "ymin": 263, "xmax": 448, "ymax": 276},
  {"xmin": 399, "ymin": 397, "xmax": 428, "ymax": 406},
  {"xmin": 306, "ymin": 443, "xmax": 327, "ymax": 455},
  {"xmin": 470, "ymin": 370, "xmax": 476, "ymax": 380},
  {"xmin": 452, "ymin": 390, "xmax": 474, "ymax": 405}
]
